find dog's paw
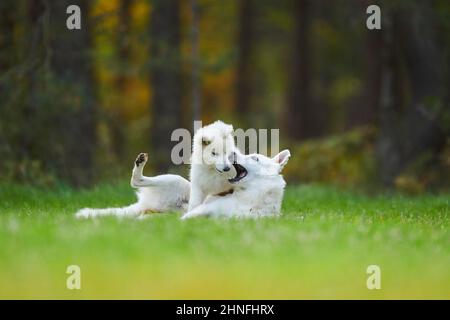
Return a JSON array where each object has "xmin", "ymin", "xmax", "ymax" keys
[
  {"xmin": 180, "ymin": 214, "xmax": 188, "ymax": 220},
  {"xmin": 135, "ymin": 153, "xmax": 148, "ymax": 167},
  {"xmin": 75, "ymin": 208, "xmax": 93, "ymax": 219},
  {"xmin": 180, "ymin": 212, "xmax": 193, "ymax": 220}
]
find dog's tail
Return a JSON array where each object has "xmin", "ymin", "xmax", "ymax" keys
[{"xmin": 75, "ymin": 203, "xmax": 142, "ymax": 219}]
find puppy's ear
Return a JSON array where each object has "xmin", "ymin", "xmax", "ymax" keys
[
  {"xmin": 224, "ymin": 124, "xmax": 233, "ymax": 136},
  {"xmin": 202, "ymin": 136, "xmax": 211, "ymax": 147},
  {"xmin": 273, "ymin": 149, "xmax": 291, "ymax": 172}
]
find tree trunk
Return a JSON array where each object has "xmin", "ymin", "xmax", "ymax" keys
[
  {"xmin": 0, "ymin": 1, "xmax": 16, "ymax": 77},
  {"xmin": 347, "ymin": 0, "xmax": 382, "ymax": 128},
  {"xmin": 48, "ymin": 0, "xmax": 97, "ymax": 186},
  {"xmin": 190, "ymin": 0, "xmax": 201, "ymax": 125},
  {"xmin": 235, "ymin": 0, "xmax": 254, "ymax": 126},
  {"xmin": 376, "ymin": 3, "xmax": 446, "ymax": 186},
  {"xmin": 285, "ymin": 0, "xmax": 319, "ymax": 140},
  {"xmin": 17, "ymin": 0, "xmax": 46, "ymax": 161},
  {"xmin": 111, "ymin": 0, "xmax": 133, "ymax": 159},
  {"xmin": 0, "ymin": 0, "xmax": 18, "ymax": 161},
  {"xmin": 150, "ymin": 0, "xmax": 182, "ymax": 172}
]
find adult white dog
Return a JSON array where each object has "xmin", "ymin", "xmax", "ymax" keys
[
  {"xmin": 75, "ymin": 153, "xmax": 190, "ymax": 218},
  {"xmin": 188, "ymin": 120, "xmax": 237, "ymax": 211},
  {"xmin": 181, "ymin": 149, "xmax": 290, "ymax": 219}
]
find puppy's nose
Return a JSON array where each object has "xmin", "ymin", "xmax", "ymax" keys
[{"xmin": 223, "ymin": 166, "xmax": 230, "ymax": 172}]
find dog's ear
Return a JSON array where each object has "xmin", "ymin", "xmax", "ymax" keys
[
  {"xmin": 224, "ymin": 124, "xmax": 233, "ymax": 136},
  {"xmin": 273, "ymin": 149, "xmax": 291, "ymax": 172},
  {"xmin": 202, "ymin": 136, "xmax": 211, "ymax": 147}
]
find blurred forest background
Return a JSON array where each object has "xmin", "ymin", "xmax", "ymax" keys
[{"xmin": 0, "ymin": 0, "xmax": 449, "ymax": 193}]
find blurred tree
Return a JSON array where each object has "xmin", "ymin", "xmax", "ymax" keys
[
  {"xmin": 150, "ymin": 0, "xmax": 182, "ymax": 171},
  {"xmin": 190, "ymin": 0, "xmax": 201, "ymax": 124},
  {"xmin": 19, "ymin": 0, "xmax": 46, "ymax": 159},
  {"xmin": 0, "ymin": 0, "xmax": 21, "ymax": 172},
  {"xmin": 347, "ymin": 0, "xmax": 381, "ymax": 127},
  {"xmin": 0, "ymin": 0, "xmax": 97, "ymax": 186},
  {"xmin": 7, "ymin": 0, "xmax": 47, "ymax": 180},
  {"xmin": 285, "ymin": 0, "xmax": 322, "ymax": 140},
  {"xmin": 47, "ymin": 0, "xmax": 97, "ymax": 185},
  {"xmin": 0, "ymin": 0, "xmax": 17, "ymax": 128},
  {"xmin": 376, "ymin": 2, "xmax": 447, "ymax": 186},
  {"xmin": 346, "ymin": 31, "xmax": 381, "ymax": 127},
  {"xmin": 111, "ymin": 0, "xmax": 133, "ymax": 160},
  {"xmin": 0, "ymin": 1, "xmax": 15, "ymax": 81},
  {"xmin": 235, "ymin": 0, "xmax": 254, "ymax": 127}
]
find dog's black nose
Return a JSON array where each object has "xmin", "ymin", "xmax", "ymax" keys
[{"xmin": 223, "ymin": 166, "xmax": 230, "ymax": 172}]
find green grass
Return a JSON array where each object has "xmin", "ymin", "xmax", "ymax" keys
[{"xmin": 0, "ymin": 183, "xmax": 449, "ymax": 299}]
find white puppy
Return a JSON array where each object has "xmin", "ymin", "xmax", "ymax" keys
[
  {"xmin": 181, "ymin": 149, "xmax": 290, "ymax": 219},
  {"xmin": 188, "ymin": 120, "xmax": 236, "ymax": 211},
  {"xmin": 75, "ymin": 153, "xmax": 190, "ymax": 219}
]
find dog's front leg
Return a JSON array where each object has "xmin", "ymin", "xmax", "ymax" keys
[
  {"xmin": 187, "ymin": 187, "xmax": 205, "ymax": 211},
  {"xmin": 180, "ymin": 204, "xmax": 211, "ymax": 220}
]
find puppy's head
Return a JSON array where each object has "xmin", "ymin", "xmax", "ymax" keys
[{"xmin": 193, "ymin": 120, "xmax": 236, "ymax": 173}]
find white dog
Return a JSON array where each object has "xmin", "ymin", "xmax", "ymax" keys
[
  {"xmin": 181, "ymin": 149, "xmax": 290, "ymax": 219},
  {"xmin": 75, "ymin": 153, "xmax": 190, "ymax": 219},
  {"xmin": 75, "ymin": 119, "xmax": 236, "ymax": 219},
  {"xmin": 188, "ymin": 120, "xmax": 237, "ymax": 211}
]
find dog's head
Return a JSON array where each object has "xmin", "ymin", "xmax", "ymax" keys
[
  {"xmin": 228, "ymin": 149, "xmax": 290, "ymax": 184},
  {"xmin": 193, "ymin": 120, "xmax": 236, "ymax": 173}
]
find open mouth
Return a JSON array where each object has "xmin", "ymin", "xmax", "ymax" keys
[{"xmin": 228, "ymin": 163, "xmax": 248, "ymax": 183}]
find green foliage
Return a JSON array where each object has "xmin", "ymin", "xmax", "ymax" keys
[
  {"xmin": 0, "ymin": 183, "xmax": 448, "ymax": 299},
  {"xmin": 0, "ymin": 70, "xmax": 95, "ymax": 186},
  {"xmin": 284, "ymin": 127, "xmax": 450, "ymax": 193},
  {"xmin": 284, "ymin": 127, "xmax": 376, "ymax": 187},
  {"xmin": 0, "ymin": 0, "xmax": 448, "ymax": 191},
  {"xmin": 394, "ymin": 139, "xmax": 450, "ymax": 194}
]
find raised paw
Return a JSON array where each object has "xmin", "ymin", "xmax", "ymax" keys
[{"xmin": 135, "ymin": 153, "xmax": 148, "ymax": 167}]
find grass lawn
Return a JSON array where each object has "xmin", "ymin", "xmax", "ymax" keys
[{"xmin": 0, "ymin": 182, "xmax": 448, "ymax": 299}]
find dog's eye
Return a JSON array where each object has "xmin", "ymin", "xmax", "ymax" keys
[
  {"xmin": 252, "ymin": 156, "xmax": 259, "ymax": 162},
  {"xmin": 202, "ymin": 138, "xmax": 211, "ymax": 146},
  {"xmin": 211, "ymin": 150, "xmax": 217, "ymax": 156}
]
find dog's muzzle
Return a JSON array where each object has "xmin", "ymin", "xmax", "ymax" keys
[{"xmin": 228, "ymin": 163, "xmax": 248, "ymax": 183}]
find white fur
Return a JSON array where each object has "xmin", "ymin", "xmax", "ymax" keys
[
  {"xmin": 181, "ymin": 149, "xmax": 291, "ymax": 219},
  {"xmin": 75, "ymin": 153, "xmax": 190, "ymax": 219},
  {"xmin": 188, "ymin": 120, "xmax": 237, "ymax": 211},
  {"xmin": 75, "ymin": 120, "xmax": 290, "ymax": 221}
]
